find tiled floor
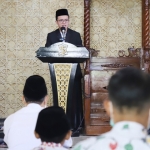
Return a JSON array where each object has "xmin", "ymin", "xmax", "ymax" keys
[{"xmin": 72, "ymin": 135, "xmax": 95, "ymax": 147}]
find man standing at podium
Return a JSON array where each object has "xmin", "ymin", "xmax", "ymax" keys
[
  {"xmin": 45, "ymin": 9, "xmax": 82, "ymax": 47},
  {"xmin": 45, "ymin": 9, "xmax": 84, "ymax": 137}
]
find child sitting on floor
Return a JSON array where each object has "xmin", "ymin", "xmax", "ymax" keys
[{"xmin": 33, "ymin": 106, "xmax": 72, "ymax": 150}]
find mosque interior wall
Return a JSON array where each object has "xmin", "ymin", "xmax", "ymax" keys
[{"xmin": 0, "ymin": 0, "xmax": 141, "ymax": 118}]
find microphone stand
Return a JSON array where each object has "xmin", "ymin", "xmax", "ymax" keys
[
  {"xmin": 60, "ymin": 27, "xmax": 66, "ymax": 42},
  {"xmin": 62, "ymin": 30, "xmax": 66, "ymax": 42}
]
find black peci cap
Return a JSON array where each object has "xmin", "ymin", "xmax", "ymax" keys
[
  {"xmin": 35, "ymin": 106, "xmax": 71, "ymax": 139},
  {"xmin": 56, "ymin": 9, "xmax": 69, "ymax": 20},
  {"xmin": 23, "ymin": 75, "xmax": 47, "ymax": 101}
]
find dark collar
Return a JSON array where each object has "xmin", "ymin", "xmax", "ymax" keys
[
  {"xmin": 65, "ymin": 28, "xmax": 71, "ymax": 43},
  {"xmin": 55, "ymin": 29, "xmax": 62, "ymax": 42}
]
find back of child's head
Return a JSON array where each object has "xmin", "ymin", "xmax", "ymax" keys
[
  {"xmin": 23, "ymin": 75, "xmax": 47, "ymax": 103},
  {"xmin": 35, "ymin": 106, "xmax": 71, "ymax": 143},
  {"xmin": 108, "ymin": 67, "xmax": 150, "ymax": 112}
]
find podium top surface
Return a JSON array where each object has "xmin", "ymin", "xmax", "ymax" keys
[{"xmin": 36, "ymin": 42, "xmax": 89, "ymax": 63}]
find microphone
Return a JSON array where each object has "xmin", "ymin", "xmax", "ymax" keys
[{"xmin": 60, "ymin": 27, "xmax": 66, "ymax": 42}]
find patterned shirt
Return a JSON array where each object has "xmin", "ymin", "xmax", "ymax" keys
[
  {"xmin": 73, "ymin": 121, "xmax": 150, "ymax": 150},
  {"xmin": 33, "ymin": 142, "xmax": 68, "ymax": 150}
]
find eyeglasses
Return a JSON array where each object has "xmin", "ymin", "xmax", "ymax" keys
[{"xmin": 57, "ymin": 19, "xmax": 69, "ymax": 23}]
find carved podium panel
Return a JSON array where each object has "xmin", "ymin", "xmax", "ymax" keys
[
  {"xmin": 36, "ymin": 42, "xmax": 89, "ymax": 135},
  {"xmin": 36, "ymin": 42, "xmax": 89, "ymax": 63}
]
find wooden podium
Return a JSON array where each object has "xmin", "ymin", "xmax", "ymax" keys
[{"xmin": 36, "ymin": 42, "xmax": 89, "ymax": 135}]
